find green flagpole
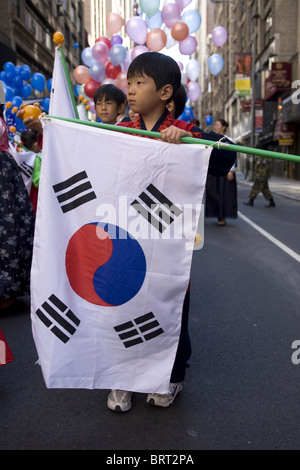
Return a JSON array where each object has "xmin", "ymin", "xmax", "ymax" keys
[
  {"xmin": 58, "ymin": 47, "xmax": 80, "ymax": 120},
  {"xmin": 46, "ymin": 115, "xmax": 300, "ymax": 164}
]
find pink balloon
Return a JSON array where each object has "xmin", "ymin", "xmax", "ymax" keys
[
  {"xmin": 179, "ymin": 35, "xmax": 197, "ymax": 55},
  {"xmin": 212, "ymin": 26, "xmax": 228, "ymax": 47},
  {"xmin": 125, "ymin": 17, "xmax": 148, "ymax": 45},
  {"xmin": 132, "ymin": 45, "xmax": 149, "ymax": 60},
  {"xmin": 187, "ymin": 81, "xmax": 201, "ymax": 101},
  {"xmin": 116, "ymin": 71, "xmax": 128, "ymax": 91},
  {"xmin": 175, "ymin": 0, "xmax": 192, "ymax": 9},
  {"xmin": 146, "ymin": 29, "xmax": 167, "ymax": 52},
  {"xmin": 106, "ymin": 13, "xmax": 124, "ymax": 35},
  {"xmin": 161, "ymin": 3, "xmax": 181, "ymax": 29},
  {"xmin": 73, "ymin": 65, "xmax": 91, "ymax": 84},
  {"xmin": 92, "ymin": 41, "xmax": 110, "ymax": 65}
]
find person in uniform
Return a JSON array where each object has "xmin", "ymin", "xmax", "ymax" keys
[{"xmin": 244, "ymin": 157, "xmax": 275, "ymax": 207}]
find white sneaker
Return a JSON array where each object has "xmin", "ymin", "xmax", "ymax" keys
[
  {"xmin": 107, "ymin": 390, "xmax": 133, "ymax": 412},
  {"xmin": 146, "ymin": 382, "xmax": 183, "ymax": 408}
]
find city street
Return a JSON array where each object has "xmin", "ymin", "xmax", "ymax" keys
[{"xmin": 0, "ymin": 179, "xmax": 300, "ymax": 451}]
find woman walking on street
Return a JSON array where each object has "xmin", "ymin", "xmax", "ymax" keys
[{"xmin": 205, "ymin": 119, "xmax": 238, "ymax": 226}]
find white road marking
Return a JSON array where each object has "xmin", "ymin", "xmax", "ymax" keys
[{"xmin": 238, "ymin": 211, "xmax": 300, "ymax": 263}]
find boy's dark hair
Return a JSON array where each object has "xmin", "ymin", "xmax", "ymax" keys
[
  {"xmin": 172, "ymin": 83, "xmax": 187, "ymax": 119},
  {"xmin": 127, "ymin": 52, "xmax": 181, "ymax": 103},
  {"xmin": 93, "ymin": 84, "xmax": 127, "ymax": 106},
  {"xmin": 21, "ymin": 129, "xmax": 39, "ymax": 150}
]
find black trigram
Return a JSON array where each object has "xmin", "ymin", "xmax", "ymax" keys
[
  {"xmin": 53, "ymin": 171, "xmax": 97, "ymax": 213},
  {"xmin": 35, "ymin": 294, "xmax": 80, "ymax": 344},
  {"xmin": 19, "ymin": 162, "xmax": 33, "ymax": 178},
  {"xmin": 114, "ymin": 312, "xmax": 164, "ymax": 349},
  {"xmin": 131, "ymin": 183, "xmax": 182, "ymax": 233}
]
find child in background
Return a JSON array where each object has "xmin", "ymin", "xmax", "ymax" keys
[
  {"xmin": 94, "ymin": 84, "xmax": 127, "ymax": 125},
  {"xmin": 166, "ymin": 83, "xmax": 187, "ymax": 119}
]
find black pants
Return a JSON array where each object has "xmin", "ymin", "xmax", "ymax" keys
[{"xmin": 170, "ymin": 290, "xmax": 191, "ymax": 383}]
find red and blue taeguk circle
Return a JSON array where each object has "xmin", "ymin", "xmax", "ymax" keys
[{"xmin": 65, "ymin": 222, "xmax": 146, "ymax": 307}]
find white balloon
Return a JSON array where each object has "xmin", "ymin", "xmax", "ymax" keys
[{"xmin": 186, "ymin": 59, "xmax": 201, "ymax": 82}]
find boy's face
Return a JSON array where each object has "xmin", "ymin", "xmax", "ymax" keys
[
  {"xmin": 95, "ymin": 98, "xmax": 123, "ymax": 125},
  {"xmin": 127, "ymin": 74, "xmax": 169, "ymax": 116}
]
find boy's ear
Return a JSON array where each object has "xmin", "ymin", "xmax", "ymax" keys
[{"xmin": 160, "ymin": 84, "xmax": 173, "ymax": 102}]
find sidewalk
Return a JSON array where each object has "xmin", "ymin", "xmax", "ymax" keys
[{"xmin": 236, "ymin": 172, "xmax": 300, "ymax": 202}]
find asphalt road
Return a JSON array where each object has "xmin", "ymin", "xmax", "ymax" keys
[{"xmin": 1, "ymin": 183, "xmax": 300, "ymax": 451}]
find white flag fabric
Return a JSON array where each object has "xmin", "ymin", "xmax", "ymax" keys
[
  {"xmin": 9, "ymin": 141, "xmax": 36, "ymax": 194},
  {"xmin": 77, "ymin": 103, "xmax": 89, "ymax": 121},
  {"xmin": 49, "ymin": 47, "xmax": 78, "ymax": 119},
  {"xmin": 31, "ymin": 117, "xmax": 212, "ymax": 393}
]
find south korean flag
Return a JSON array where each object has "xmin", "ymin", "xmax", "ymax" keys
[{"xmin": 31, "ymin": 117, "xmax": 212, "ymax": 393}]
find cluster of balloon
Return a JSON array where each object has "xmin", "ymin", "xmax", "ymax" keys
[
  {"xmin": 0, "ymin": 54, "xmax": 50, "ymax": 133},
  {"xmin": 208, "ymin": 26, "xmax": 227, "ymax": 76},
  {"xmin": 73, "ymin": 3, "xmax": 203, "ymax": 106}
]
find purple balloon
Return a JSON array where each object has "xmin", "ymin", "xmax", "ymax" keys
[
  {"xmin": 111, "ymin": 35, "xmax": 123, "ymax": 46},
  {"xmin": 161, "ymin": 3, "xmax": 181, "ymax": 28},
  {"xmin": 175, "ymin": 0, "xmax": 192, "ymax": 9},
  {"xmin": 187, "ymin": 81, "xmax": 201, "ymax": 101},
  {"xmin": 132, "ymin": 45, "xmax": 149, "ymax": 60},
  {"xmin": 212, "ymin": 26, "xmax": 228, "ymax": 47},
  {"xmin": 125, "ymin": 17, "xmax": 148, "ymax": 45},
  {"xmin": 179, "ymin": 36, "xmax": 197, "ymax": 55}
]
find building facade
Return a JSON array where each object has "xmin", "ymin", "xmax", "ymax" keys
[
  {"xmin": 83, "ymin": 0, "xmax": 136, "ymax": 48},
  {"xmin": 0, "ymin": 0, "xmax": 87, "ymax": 95},
  {"xmin": 196, "ymin": 0, "xmax": 300, "ymax": 180}
]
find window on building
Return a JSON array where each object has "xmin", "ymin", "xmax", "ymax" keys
[
  {"xmin": 14, "ymin": 0, "xmax": 21, "ymax": 17},
  {"xmin": 70, "ymin": 3, "xmax": 75, "ymax": 23},
  {"xmin": 264, "ymin": 10, "xmax": 272, "ymax": 46}
]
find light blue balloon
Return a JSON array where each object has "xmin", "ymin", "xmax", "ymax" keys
[
  {"xmin": 146, "ymin": 10, "xmax": 163, "ymax": 29},
  {"xmin": 140, "ymin": 0, "xmax": 160, "ymax": 18},
  {"xmin": 109, "ymin": 44, "xmax": 127, "ymax": 67},
  {"xmin": 208, "ymin": 54, "xmax": 224, "ymax": 76},
  {"xmin": 81, "ymin": 47, "xmax": 96, "ymax": 67},
  {"xmin": 180, "ymin": 10, "xmax": 201, "ymax": 34},
  {"xmin": 89, "ymin": 62, "xmax": 106, "ymax": 83}
]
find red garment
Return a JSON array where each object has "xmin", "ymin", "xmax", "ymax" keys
[
  {"xmin": 118, "ymin": 110, "xmax": 203, "ymax": 139},
  {"xmin": 0, "ymin": 117, "xmax": 9, "ymax": 152},
  {"xmin": 0, "ymin": 328, "xmax": 14, "ymax": 366},
  {"xmin": 30, "ymin": 184, "xmax": 38, "ymax": 213}
]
